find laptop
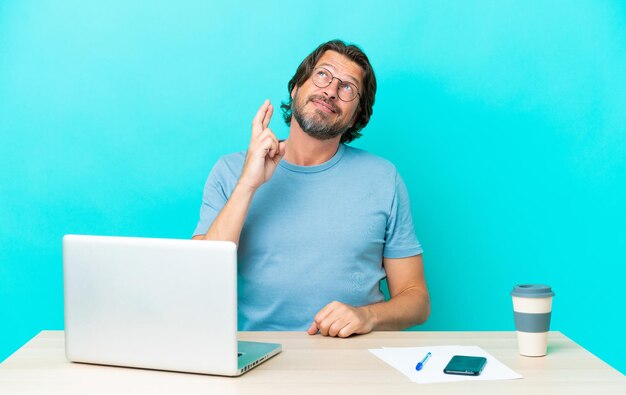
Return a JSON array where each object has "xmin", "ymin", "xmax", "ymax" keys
[{"xmin": 62, "ymin": 234, "xmax": 281, "ymax": 376}]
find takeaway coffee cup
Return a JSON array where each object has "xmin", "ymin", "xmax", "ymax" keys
[{"xmin": 511, "ymin": 284, "xmax": 555, "ymax": 357}]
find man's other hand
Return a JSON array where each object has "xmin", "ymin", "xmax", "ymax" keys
[{"xmin": 307, "ymin": 301, "xmax": 375, "ymax": 338}]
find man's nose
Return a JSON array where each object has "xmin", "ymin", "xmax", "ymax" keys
[{"xmin": 321, "ymin": 78, "xmax": 341, "ymax": 100}]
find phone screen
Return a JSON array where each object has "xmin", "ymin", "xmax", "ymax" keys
[{"xmin": 443, "ymin": 355, "xmax": 487, "ymax": 376}]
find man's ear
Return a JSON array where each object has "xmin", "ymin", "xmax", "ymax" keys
[{"xmin": 291, "ymin": 86, "xmax": 297, "ymax": 100}]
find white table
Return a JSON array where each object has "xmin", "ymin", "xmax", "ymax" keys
[{"xmin": 1, "ymin": 331, "xmax": 624, "ymax": 394}]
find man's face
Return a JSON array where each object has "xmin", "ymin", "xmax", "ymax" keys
[{"xmin": 291, "ymin": 50, "xmax": 364, "ymax": 141}]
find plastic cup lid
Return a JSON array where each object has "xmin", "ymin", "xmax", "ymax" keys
[{"xmin": 511, "ymin": 284, "xmax": 554, "ymax": 298}]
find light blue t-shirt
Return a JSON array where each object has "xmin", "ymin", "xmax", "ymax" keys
[{"xmin": 193, "ymin": 144, "xmax": 423, "ymax": 330}]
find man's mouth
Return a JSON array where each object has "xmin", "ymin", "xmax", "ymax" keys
[{"xmin": 310, "ymin": 97, "xmax": 337, "ymax": 114}]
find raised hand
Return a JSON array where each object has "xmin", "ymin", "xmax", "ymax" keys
[{"xmin": 238, "ymin": 100, "xmax": 287, "ymax": 191}]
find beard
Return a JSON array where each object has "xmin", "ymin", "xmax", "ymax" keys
[{"xmin": 292, "ymin": 91, "xmax": 351, "ymax": 141}]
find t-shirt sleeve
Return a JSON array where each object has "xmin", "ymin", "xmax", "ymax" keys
[
  {"xmin": 382, "ymin": 171, "xmax": 423, "ymax": 258},
  {"xmin": 192, "ymin": 158, "xmax": 230, "ymax": 237}
]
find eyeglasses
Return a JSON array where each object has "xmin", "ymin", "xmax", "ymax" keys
[{"xmin": 311, "ymin": 67, "xmax": 361, "ymax": 102}]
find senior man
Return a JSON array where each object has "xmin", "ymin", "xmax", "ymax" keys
[{"xmin": 193, "ymin": 40, "xmax": 430, "ymax": 337}]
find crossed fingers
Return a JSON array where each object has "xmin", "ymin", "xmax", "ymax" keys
[{"xmin": 252, "ymin": 100, "xmax": 279, "ymax": 158}]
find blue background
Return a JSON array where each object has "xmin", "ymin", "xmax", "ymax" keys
[{"xmin": 1, "ymin": 0, "xmax": 625, "ymax": 374}]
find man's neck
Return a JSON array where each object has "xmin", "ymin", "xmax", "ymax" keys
[{"xmin": 283, "ymin": 121, "xmax": 342, "ymax": 166}]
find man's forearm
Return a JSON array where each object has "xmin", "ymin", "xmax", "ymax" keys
[
  {"xmin": 200, "ymin": 183, "xmax": 256, "ymax": 245},
  {"xmin": 195, "ymin": 100, "xmax": 285, "ymax": 245},
  {"xmin": 362, "ymin": 287, "xmax": 430, "ymax": 331}
]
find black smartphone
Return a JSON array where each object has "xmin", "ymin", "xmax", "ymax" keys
[{"xmin": 443, "ymin": 355, "xmax": 487, "ymax": 376}]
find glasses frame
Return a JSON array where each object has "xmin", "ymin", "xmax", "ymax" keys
[{"xmin": 311, "ymin": 67, "xmax": 361, "ymax": 102}]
